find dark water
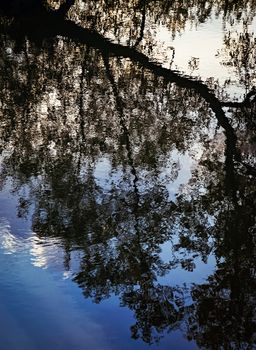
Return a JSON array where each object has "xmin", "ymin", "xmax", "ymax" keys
[{"xmin": 0, "ymin": 1, "xmax": 256, "ymax": 349}]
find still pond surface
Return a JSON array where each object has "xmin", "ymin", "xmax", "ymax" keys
[{"xmin": 0, "ymin": 1, "xmax": 256, "ymax": 349}]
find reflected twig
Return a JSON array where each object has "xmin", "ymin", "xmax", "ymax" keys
[{"xmin": 133, "ymin": 0, "xmax": 147, "ymax": 48}]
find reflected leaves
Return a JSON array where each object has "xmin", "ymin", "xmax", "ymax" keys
[{"xmin": 0, "ymin": 1, "xmax": 256, "ymax": 348}]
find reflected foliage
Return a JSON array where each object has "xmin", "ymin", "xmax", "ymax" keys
[
  {"xmin": 0, "ymin": 0, "xmax": 256, "ymax": 348},
  {"xmin": 173, "ymin": 142, "xmax": 256, "ymax": 349}
]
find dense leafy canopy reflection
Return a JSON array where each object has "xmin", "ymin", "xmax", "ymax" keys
[{"xmin": 0, "ymin": 0, "xmax": 256, "ymax": 348}]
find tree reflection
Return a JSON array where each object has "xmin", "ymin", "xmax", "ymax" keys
[
  {"xmin": 170, "ymin": 126, "xmax": 256, "ymax": 348},
  {"xmin": 0, "ymin": 0, "xmax": 256, "ymax": 348},
  {"xmin": 184, "ymin": 174, "xmax": 256, "ymax": 349}
]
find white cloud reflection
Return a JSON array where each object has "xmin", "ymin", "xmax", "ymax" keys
[{"xmin": 0, "ymin": 219, "xmax": 79, "ymax": 276}]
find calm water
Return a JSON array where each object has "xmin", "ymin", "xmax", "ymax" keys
[{"xmin": 0, "ymin": 1, "xmax": 256, "ymax": 349}]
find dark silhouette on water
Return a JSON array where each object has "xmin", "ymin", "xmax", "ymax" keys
[{"xmin": 0, "ymin": 1, "xmax": 256, "ymax": 348}]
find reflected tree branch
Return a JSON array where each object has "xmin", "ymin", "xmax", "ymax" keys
[
  {"xmin": 102, "ymin": 54, "xmax": 139, "ymax": 197},
  {"xmin": 221, "ymin": 87, "xmax": 256, "ymax": 108},
  {"xmin": 56, "ymin": 0, "xmax": 75, "ymax": 17},
  {"xmin": 4, "ymin": 9, "xmax": 256, "ymax": 176},
  {"xmin": 102, "ymin": 54, "xmax": 153, "ymax": 275},
  {"xmin": 78, "ymin": 50, "xmax": 87, "ymax": 144}
]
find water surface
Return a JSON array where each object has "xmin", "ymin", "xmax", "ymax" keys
[{"xmin": 0, "ymin": 1, "xmax": 256, "ymax": 349}]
